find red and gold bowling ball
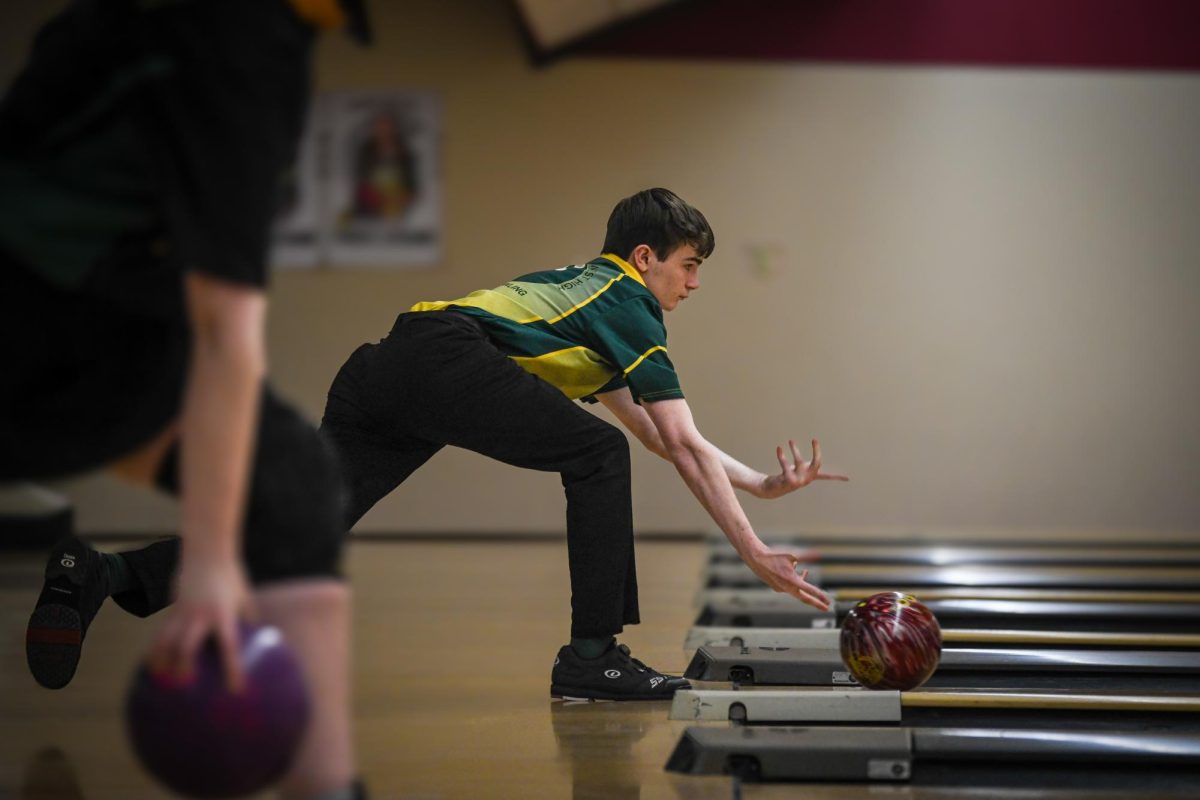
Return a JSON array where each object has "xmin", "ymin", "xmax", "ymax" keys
[{"xmin": 839, "ymin": 591, "xmax": 942, "ymax": 691}]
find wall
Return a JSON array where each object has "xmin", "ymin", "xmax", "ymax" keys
[{"xmin": 4, "ymin": 1, "xmax": 1198, "ymax": 540}]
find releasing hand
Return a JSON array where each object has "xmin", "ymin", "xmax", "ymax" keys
[
  {"xmin": 757, "ymin": 438, "xmax": 849, "ymax": 499},
  {"xmin": 147, "ymin": 555, "xmax": 255, "ymax": 692},
  {"xmin": 745, "ymin": 546, "xmax": 832, "ymax": 610}
]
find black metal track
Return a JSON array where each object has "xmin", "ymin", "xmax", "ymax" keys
[
  {"xmin": 684, "ymin": 645, "xmax": 1200, "ymax": 692},
  {"xmin": 696, "ymin": 597, "xmax": 1200, "ymax": 633},
  {"xmin": 665, "ymin": 725, "xmax": 1200, "ymax": 789}
]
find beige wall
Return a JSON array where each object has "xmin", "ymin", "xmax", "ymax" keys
[{"xmin": 6, "ymin": 1, "xmax": 1199, "ymax": 540}]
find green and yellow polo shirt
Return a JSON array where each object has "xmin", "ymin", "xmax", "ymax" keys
[{"xmin": 410, "ymin": 254, "xmax": 683, "ymax": 403}]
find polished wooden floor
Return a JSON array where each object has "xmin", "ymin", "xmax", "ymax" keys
[{"xmin": 0, "ymin": 539, "xmax": 1189, "ymax": 799}]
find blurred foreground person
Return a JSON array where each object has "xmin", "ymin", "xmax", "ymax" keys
[{"xmin": 2, "ymin": 1, "xmax": 371, "ymax": 797}]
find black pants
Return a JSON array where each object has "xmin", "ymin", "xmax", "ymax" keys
[{"xmin": 320, "ymin": 311, "xmax": 640, "ymax": 638}]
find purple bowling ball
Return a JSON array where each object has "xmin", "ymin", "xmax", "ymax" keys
[{"xmin": 125, "ymin": 623, "xmax": 310, "ymax": 799}]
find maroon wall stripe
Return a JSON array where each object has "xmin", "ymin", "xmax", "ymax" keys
[{"xmin": 575, "ymin": 0, "xmax": 1200, "ymax": 71}]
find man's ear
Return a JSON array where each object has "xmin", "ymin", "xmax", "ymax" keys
[{"xmin": 630, "ymin": 244, "xmax": 654, "ymax": 273}]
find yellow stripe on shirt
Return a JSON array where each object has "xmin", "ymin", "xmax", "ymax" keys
[
  {"xmin": 623, "ymin": 345, "xmax": 668, "ymax": 376},
  {"xmin": 412, "ymin": 262, "xmax": 632, "ymax": 327},
  {"xmin": 545, "ymin": 273, "xmax": 625, "ymax": 324},
  {"xmin": 511, "ymin": 345, "xmax": 616, "ymax": 399}
]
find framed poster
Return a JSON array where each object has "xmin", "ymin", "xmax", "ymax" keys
[
  {"xmin": 326, "ymin": 91, "xmax": 442, "ymax": 266},
  {"xmin": 270, "ymin": 90, "xmax": 442, "ymax": 269}
]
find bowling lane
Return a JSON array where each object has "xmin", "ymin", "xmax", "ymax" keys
[
  {"xmin": 708, "ymin": 542, "xmax": 1200, "ymax": 566},
  {"xmin": 666, "ymin": 537, "xmax": 1200, "ymax": 794},
  {"xmin": 705, "ymin": 562, "xmax": 1200, "ymax": 590}
]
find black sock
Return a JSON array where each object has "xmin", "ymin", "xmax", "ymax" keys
[
  {"xmin": 570, "ymin": 636, "xmax": 614, "ymax": 659},
  {"xmin": 99, "ymin": 553, "xmax": 136, "ymax": 597}
]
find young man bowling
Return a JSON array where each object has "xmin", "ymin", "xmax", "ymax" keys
[{"xmin": 318, "ymin": 187, "xmax": 847, "ymax": 699}]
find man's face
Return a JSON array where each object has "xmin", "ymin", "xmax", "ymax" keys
[{"xmin": 632, "ymin": 243, "xmax": 703, "ymax": 312}]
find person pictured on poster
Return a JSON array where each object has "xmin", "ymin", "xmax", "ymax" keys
[
  {"xmin": 278, "ymin": 90, "xmax": 440, "ymax": 267},
  {"xmin": 348, "ymin": 110, "xmax": 418, "ymax": 221}
]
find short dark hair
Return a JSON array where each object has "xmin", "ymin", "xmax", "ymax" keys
[{"xmin": 602, "ymin": 188, "xmax": 715, "ymax": 262}]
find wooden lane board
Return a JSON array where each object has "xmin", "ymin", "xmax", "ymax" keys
[
  {"xmin": 704, "ymin": 530, "xmax": 1200, "ymax": 546},
  {"xmin": 707, "ymin": 543, "xmax": 1200, "ymax": 566},
  {"xmin": 705, "ymin": 562, "xmax": 1200, "ymax": 589}
]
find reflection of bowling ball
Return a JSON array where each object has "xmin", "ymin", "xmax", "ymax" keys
[
  {"xmin": 840, "ymin": 592, "xmax": 941, "ymax": 691},
  {"xmin": 125, "ymin": 624, "xmax": 310, "ymax": 799}
]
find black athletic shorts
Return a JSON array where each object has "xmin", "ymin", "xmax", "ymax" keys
[{"xmin": 0, "ymin": 253, "xmax": 188, "ymax": 480}]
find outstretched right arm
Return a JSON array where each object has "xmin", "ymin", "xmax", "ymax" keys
[{"xmin": 636, "ymin": 396, "xmax": 830, "ymax": 610}]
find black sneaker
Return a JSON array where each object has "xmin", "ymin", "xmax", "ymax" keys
[
  {"xmin": 550, "ymin": 641, "xmax": 691, "ymax": 701},
  {"xmin": 25, "ymin": 536, "xmax": 109, "ymax": 690}
]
